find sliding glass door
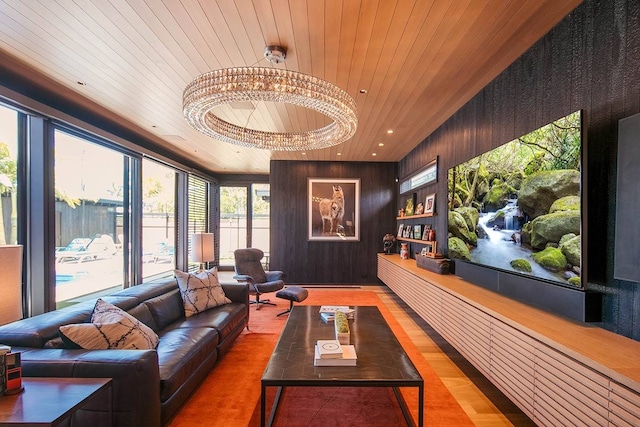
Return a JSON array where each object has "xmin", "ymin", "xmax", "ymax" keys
[
  {"xmin": 54, "ymin": 130, "xmax": 126, "ymax": 306},
  {"xmin": 219, "ymin": 183, "xmax": 269, "ymax": 269}
]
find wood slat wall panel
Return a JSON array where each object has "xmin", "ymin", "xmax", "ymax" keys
[
  {"xmin": 609, "ymin": 382, "xmax": 640, "ymax": 427},
  {"xmin": 534, "ymin": 363, "xmax": 609, "ymax": 426},
  {"xmin": 534, "ymin": 355, "xmax": 610, "ymax": 410}
]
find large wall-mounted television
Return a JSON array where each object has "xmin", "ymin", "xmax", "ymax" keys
[{"xmin": 447, "ymin": 110, "xmax": 583, "ymax": 288}]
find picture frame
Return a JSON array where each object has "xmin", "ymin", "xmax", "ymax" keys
[
  {"xmin": 308, "ymin": 178, "xmax": 360, "ymax": 241},
  {"xmin": 424, "ymin": 193, "xmax": 436, "ymax": 215},
  {"xmin": 397, "ymin": 224, "xmax": 404, "ymax": 238},
  {"xmin": 404, "ymin": 193, "xmax": 416, "ymax": 216},
  {"xmin": 421, "ymin": 224, "xmax": 432, "ymax": 240},
  {"xmin": 413, "ymin": 225, "xmax": 422, "ymax": 239}
]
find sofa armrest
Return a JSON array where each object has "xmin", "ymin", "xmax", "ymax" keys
[
  {"xmin": 221, "ymin": 282, "xmax": 250, "ymax": 303},
  {"xmin": 21, "ymin": 349, "xmax": 161, "ymax": 427}
]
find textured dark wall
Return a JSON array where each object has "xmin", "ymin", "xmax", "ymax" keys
[
  {"xmin": 270, "ymin": 160, "xmax": 397, "ymax": 284},
  {"xmin": 399, "ymin": 0, "xmax": 640, "ymax": 340}
]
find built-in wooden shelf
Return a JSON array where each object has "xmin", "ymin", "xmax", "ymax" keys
[
  {"xmin": 377, "ymin": 254, "xmax": 640, "ymax": 427},
  {"xmin": 397, "ymin": 238, "xmax": 435, "ymax": 245},
  {"xmin": 396, "ymin": 213, "xmax": 435, "ymax": 220}
]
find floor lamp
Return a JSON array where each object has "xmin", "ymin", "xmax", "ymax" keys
[
  {"xmin": 0, "ymin": 245, "xmax": 23, "ymax": 325},
  {"xmin": 191, "ymin": 233, "xmax": 214, "ymax": 272}
]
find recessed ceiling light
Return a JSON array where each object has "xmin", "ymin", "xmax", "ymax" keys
[
  {"xmin": 337, "ymin": 152, "xmax": 342, "ymax": 156},
  {"xmin": 372, "ymin": 153, "xmax": 377, "ymax": 156},
  {"xmin": 386, "ymin": 129, "xmax": 393, "ymax": 134},
  {"xmin": 77, "ymin": 81, "xmax": 87, "ymax": 86},
  {"xmin": 359, "ymin": 89, "xmax": 367, "ymax": 94},
  {"xmin": 302, "ymin": 152, "xmax": 306, "ymax": 156},
  {"xmin": 378, "ymin": 143, "xmax": 384, "ymax": 147}
]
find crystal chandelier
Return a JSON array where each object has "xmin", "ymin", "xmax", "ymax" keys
[{"xmin": 182, "ymin": 46, "xmax": 358, "ymax": 151}]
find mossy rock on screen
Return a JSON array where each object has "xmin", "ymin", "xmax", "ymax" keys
[
  {"xmin": 448, "ymin": 211, "xmax": 477, "ymax": 246},
  {"xmin": 518, "ymin": 169, "xmax": 580, "ymax": 219},
  {"xmin": 532, "ymin": 247, "xmax": 567, "ymax": 271},
  {"xmin": 454, "ymin": 206, "xmax": 479, "ymax": 232},
  {"xmin": 510, "ymin": 258, "xmax": 532, "ymax": 272},
  {"xmin": 482, "ymin": 182, "xmax": 516, "ymax": 212},
  {"xmin": 549, "ymin": 195, "xmax": 580, "ymax": 213},
  {"xmin": 559, "ymin": 234, "xmax": 581, "ymax": 267},
  {"xmin": 530, "ymin": 210, "xmax": 581, "ymax": 249},
  {"xmin": 448, "ymin": 237, "xmax": 471, "ymax": 261}
]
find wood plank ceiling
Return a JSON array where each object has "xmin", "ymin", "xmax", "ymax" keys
[{"xmin": 0, "ymin": 0, "xmax": 582, "ymax": 174}]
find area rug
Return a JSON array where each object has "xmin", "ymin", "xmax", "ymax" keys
[{"xmin": 167, "ymin": 289, "xmax": 474, "ymax": 426}]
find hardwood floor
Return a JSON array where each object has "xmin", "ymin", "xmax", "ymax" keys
[
  {"xmin": 219, "ymin": 273, "xmax": 534, "ymax": 426},
  {"xmin": 371, "ymin": 286, "xmax": 536, "ymax": 427}
]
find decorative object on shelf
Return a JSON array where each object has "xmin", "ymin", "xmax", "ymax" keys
[
  {"xmin": 403, "ymin": 227, "xmax": 411, "ymax": 238},
  {"xmin": 424, "ymin": 193, "xmax": 436, "ymax": 215},
  {"xmin": 421, "ymin": 224, "xmax": 432, "ymax": 240},
  {"xmin": 404, "ymin": 194, "xmax": 415, "ymax": 216},
  {"xmin": 400, "ymin": 242, "xmax": 409, "ymax": 259},
  {"xmin": 308, "ymin": 178, "xmax": 360, "ymax": 241},
  {"xmin": 427, "ymin": 227, "xmax": 436, "ymax": 242},
  {"xmin": 398, "ymin": 208, "xmax": 405, "ymax": 217},
  {"xmin": 416, "ymin": 254, "xmax": 450, "ymax": 274},
  {"xmin": 413, "ymin": 225, "xmax": 422, "ymax": 240},
  {"xmin": 397, "ymin": 224, "xmax": 404, "ymax": 238},
  {"xmin": 415, "ymin": 202, "xmax": 424, "ymax": 215},
  {"xmin": 383, "ymin": 234, "xmax": 396, "ymax": 255},
  {"xmin": 183, "ymin": 45, "xmax": 358, "ymax": 152}
]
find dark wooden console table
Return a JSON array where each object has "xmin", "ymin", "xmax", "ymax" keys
[{"xmin": 0, "ymin": 377, "xmax": 112, "ymax": 426}]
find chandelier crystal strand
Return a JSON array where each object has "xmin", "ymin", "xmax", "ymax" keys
[{"xmin": 183, "ymin": 67, "xmax": 358, "ymax": 151}]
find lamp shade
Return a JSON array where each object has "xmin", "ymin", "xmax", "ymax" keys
[
  {"xmin": 0, "ymin": 245, "xmax": 23, "ymax": 325},
  {"xmin": 190, "ymin": 233, "xmax": 214, "ymax": 263}
]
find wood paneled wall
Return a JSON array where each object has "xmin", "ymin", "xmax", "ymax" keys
[
  {"xmin": 399, "ymin": 0, "xmax": 640, "ymax": 340},
  {"xmin": 270, "ymin": 160, "xmax": 397, "ymax": 284}
]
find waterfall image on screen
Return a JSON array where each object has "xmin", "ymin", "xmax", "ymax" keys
[{"xmin": 447, "ymin": 110, "xmax": 582, "ymax": 287}]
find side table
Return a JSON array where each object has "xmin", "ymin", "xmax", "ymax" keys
[{"xmin": 0, "ymin": 377, "xmax": 112, "ymax": 427}]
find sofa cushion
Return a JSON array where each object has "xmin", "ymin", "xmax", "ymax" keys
[
  {"xmin": 174, "ymin": 268, "xmax": 231, "ymax": 317},
  {"xmin": 127, "ymin": 303, "xmax": 158, "ymax": 331},
  {"xmin": 169, "ymin": 302, "xmax": 247, "ymax": 343},
  {"xmin": 59, "ymin": 299, "xmax": 159, "ymax": 350},
  {"xmin": 144, "ymin": 290, "xmax": 185, "ymax": 332},
  {"xmin": 156, "ymin": 327, "xmax": 219, "ymax": 402}
]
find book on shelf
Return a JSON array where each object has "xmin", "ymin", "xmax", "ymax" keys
[
  {"xmin": 316, "ymin": 340, "xmax": 344, "ymax": 359},
  {"xmin": 314, "ymin": 344, "xmax": 357, "ymax": 366}
]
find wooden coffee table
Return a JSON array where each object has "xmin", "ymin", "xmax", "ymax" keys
[{"xmin": 261, "ymin": 305, "xmax": 423, "ymax": 426}]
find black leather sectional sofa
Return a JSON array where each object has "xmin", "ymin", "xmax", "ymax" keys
[{"xmin": 0, "ymin": 277, "xmax": 250, "ymax": 426}]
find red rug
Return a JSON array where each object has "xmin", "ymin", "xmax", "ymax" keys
[
  {"xmin": 262, "ymin": 386, "xmax": 408, "ymax": 426},
  {"xmin": 168, "ymin": 289, "xmax": 474, "ymax": 426}
]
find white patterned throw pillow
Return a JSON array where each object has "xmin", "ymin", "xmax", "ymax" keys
[
  {"xmin": 59, "ymin": 299, "xmax": 159, "ymax": 350},
  {"xmin": 174, "ymin": 268, "xmax": 231, "ymax": 317}
]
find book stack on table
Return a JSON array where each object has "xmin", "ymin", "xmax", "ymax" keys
[
  {"xmin": 314, "ymin": 339, "xmax": 357, "ymax": 366},
  {"xmin": 319, "ymin": 305, "xmax": 355, "ymax": 322}
]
